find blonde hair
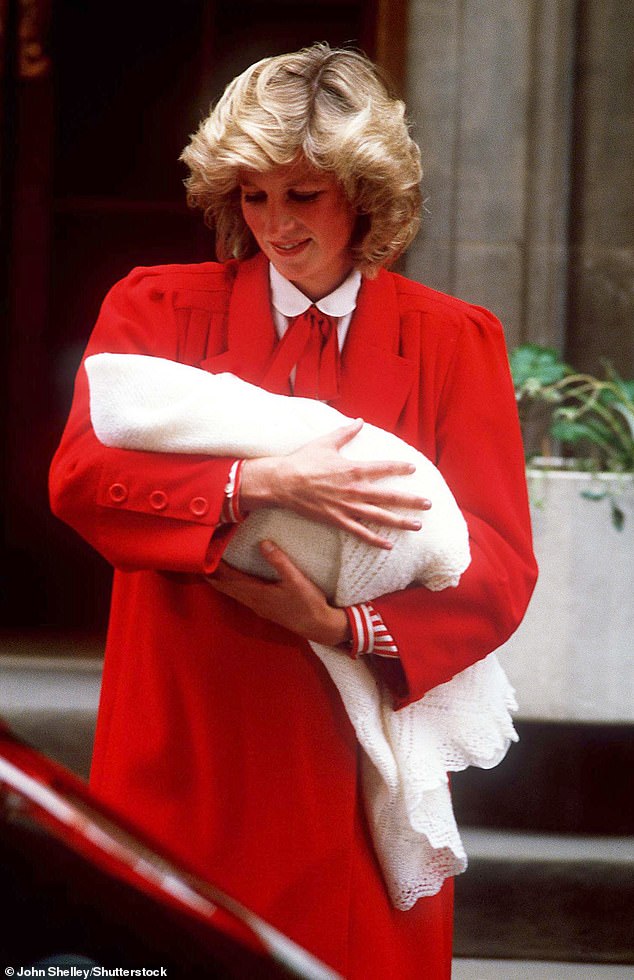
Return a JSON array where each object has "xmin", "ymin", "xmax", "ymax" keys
[{"xmin": 180, "ymin": 43, "xmax": 422, "ymax": 276}]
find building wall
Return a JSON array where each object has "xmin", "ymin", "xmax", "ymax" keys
[
  {"xmin": 404, "ymin": 0, "xmax": 633, "ymax": 373},
  {"xmin": 567, "ymin": 0, "xmax": 634, "ymax": 375}
]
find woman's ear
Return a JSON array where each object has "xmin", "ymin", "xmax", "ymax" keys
[{"xmin": 351, "ymin": 212, "xmax": 371, "ymax": 247}]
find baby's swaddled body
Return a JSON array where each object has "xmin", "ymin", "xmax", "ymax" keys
[{"xmin": 86, "ymin": 353, "xmax": 472, "ymax": 606}]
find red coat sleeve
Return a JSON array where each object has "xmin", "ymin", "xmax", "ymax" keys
[
  {"xmin": 372, "ymin": 305, "xmax": 538, "ymax": 707},
  {"xmin": 49, "ymin": 267, "xmax": 238, "ymax": 574}
]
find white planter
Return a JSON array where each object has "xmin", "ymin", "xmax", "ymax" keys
[{"xmin": 497, "ymin": 470, "xmax": 634, "ymax": 724}]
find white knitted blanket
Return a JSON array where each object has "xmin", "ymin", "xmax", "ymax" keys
[{"xmin": 86, "ymin": 353, "xmax": 518, "ymax": 910}]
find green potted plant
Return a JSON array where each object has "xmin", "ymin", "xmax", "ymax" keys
[
  {"xmin": 510, "ymin": 343, "xmax": 634, "ymax": 528},
  {"xmin": 497, "ymin": 344, "xmax": 634, "ymax": 725}
]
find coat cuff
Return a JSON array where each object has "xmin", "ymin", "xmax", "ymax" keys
[
  {"xmin": 219, "ymin": 459, "xmax": 248, "ymax": 524},
  {"xmin": 343, "ymin": 602, "xmax": 400, "ymax": 659}
]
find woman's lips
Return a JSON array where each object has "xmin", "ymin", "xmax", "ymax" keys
[{"xmin": 270, "ymin": 239, "xmax": 310, "ymax": 256}]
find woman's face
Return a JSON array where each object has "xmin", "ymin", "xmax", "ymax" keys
[{"xmin": 238, "ymin": 159, "xmax": 357, "ymax": 301}]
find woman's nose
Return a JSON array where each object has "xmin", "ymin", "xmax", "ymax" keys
[{"xmin": 266, "ymin": 202, "xmax": 297, "ymax": 237}]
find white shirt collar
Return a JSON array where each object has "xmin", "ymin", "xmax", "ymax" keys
[{"xmin": 269, "ymin": 262, "xmax": 362, "ymax": 319}]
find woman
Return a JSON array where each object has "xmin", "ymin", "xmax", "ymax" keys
[{"xmin": 50, "ymin": 44, "xmax": 537, "ymax": 978}]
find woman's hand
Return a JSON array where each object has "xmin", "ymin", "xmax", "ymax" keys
[
  {"xmin": 240, "ymin": 419, "xmax": 431, "ymax": 549},
  {"xmin": 208, "ymin": 541, "xmax": 351, "ymax": 647}
]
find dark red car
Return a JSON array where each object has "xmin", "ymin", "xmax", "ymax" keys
[{"xmin": 0, "ymin": 721, "xmax": 339, "ymax": 979}]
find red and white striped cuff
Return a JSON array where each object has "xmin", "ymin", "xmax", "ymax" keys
[
  {"xmin": 344, "ymin": 602, "xmax": 399, "ymax": 659},
  {"xmin": 220, "ymin": 459, "xmax": 247, "ymax": 524}
]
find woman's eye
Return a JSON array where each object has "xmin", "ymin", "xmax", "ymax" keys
[
  {"xmin": 289, "ymin": 190, "xmax": 321, "ymax": 203},
  {"xmin": 242, "ymin": 191, "xmax": 266, "ymax": 204}
]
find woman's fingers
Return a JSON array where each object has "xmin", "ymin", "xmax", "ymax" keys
[
  {"xmin": 317, "ymin": 423, "xmax": 421, "ymax": 482},
  {"xmin": 326, "ymin": 418, "xmax": 365, "ymax": 450},
  {"xmin": 336, "ymin": 509, "xmax": 423, "ymax": 549},
  {"xmin": 210, "ymin": 549, "xmax": 309, "ymax": 595},
  {"xmin": 301, "ymin": 493, "xmax": 432, "ymax": 548},
  {"xmin": 352, "ymin": 458, "xmax": 418, "ymax": 480},
  {"xmin": 341, "ymin": 484, "xmax": 431, "ymax": 511},
  {"xmin": 242, "ymin": 423, "xmax": 435, "ymax": 544},
  {"xmin": 208, "ymin": 546, "xmax": 349, "ymax": 646},
  {"xmin": 207, "ymin": 561, "xmax": 260, "ymax": 595},
  {"xmin": 336, "ymin": 518, "xmax": 395, "ymax": 550},
  {"xmin": 343, "ymin": 502, "xmax": 425, "ymax": 530},
  {"xmin": 259, "ymin": 539, "xmax": 304, "ymax": 583}
]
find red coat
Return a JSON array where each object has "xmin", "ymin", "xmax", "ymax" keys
[{"xmin": 50, "ymin": 253, "xmax": 537, "ymax": 978}]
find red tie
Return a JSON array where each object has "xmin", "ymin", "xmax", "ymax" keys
[{"xmin": 264, "ymin": 306, "xmax": 340, "ymax": 401}]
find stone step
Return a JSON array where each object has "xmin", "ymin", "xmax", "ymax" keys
[
  {"xmin": 0, "ymin": 653, "xmax": 102, "ymax": 779},
  {"xmin": 454, "ymin": 829, "xmax": 634, "ymax": 965},
  {"xmin": 452, "ymin": 960, "xmax": 634, "ymax": 979}
]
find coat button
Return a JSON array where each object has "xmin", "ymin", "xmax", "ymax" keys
[
  {"xmin": 189, "ymin": 496, "xmax": 209, "ymax": 517},
  {"xmin": 108, "ymin": 483, "xmax": 128, "ymax": 503},
  {"xmin": 149, "ymin": 490, "xmax": 168, "ymax": 511}
]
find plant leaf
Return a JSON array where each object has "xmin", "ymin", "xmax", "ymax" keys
[
  {"xmin": 510, "ymin": 345, "xmax": 570, "ymax": 388},
  {"xmin": 580, "ymin": 487, "xmax": 607, "ymax": 501},
  {"xmin": 612, "ymin": 402, "xmax": 634, "ymax": 443},
  {"xmin": 611, "ymin": 502, "xmax": 625, "ymax": 531},
  {"xmin": 551, "ymin": 417, "xmax": 609, "ymax": 445}
]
